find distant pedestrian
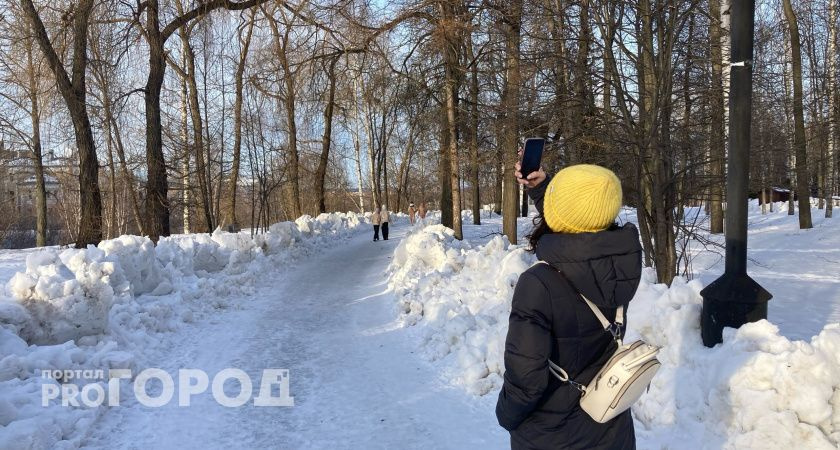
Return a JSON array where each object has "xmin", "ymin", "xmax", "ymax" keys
[
  {"xmin": 371, "ymin": 207, "xmax": 381, "ymax": 241},
  {"xmin": 418, "ymin": 202, "xmax": 427, "ymax": 220},
  {"xmin": 381, "ymin": 206, "xmax": 390, "ymax": 240},
  {"xmin": 408, "ymin": 203, "xmax": 417, "ymax": 225}
]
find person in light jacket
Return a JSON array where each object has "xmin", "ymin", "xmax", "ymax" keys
[
  {"xmin": 408, "ymin": 203, "xmax": 417, "ymax": 225},
  {"xmin": 371, "ymin": 207, "xmax": 381, "ymax": 241},
  {"xmin": 380, "ymin": 206, "xmax": 391, "ymax": 240},
  {"xmin": 495, "ymin": 162, "xmax": 641, "ymax": 450}
]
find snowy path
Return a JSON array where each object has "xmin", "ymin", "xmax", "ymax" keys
[{"xmin": 82, "ymin": 227, "xmax": 507, "ymax": 449}]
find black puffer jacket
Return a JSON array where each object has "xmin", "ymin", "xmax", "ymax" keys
[{"xmin": 496, "ymin": 178, "xmax": 642, "ymax": 450}]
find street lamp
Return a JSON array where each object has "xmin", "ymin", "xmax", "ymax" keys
[{"xmin": 700, "ymin": 0, "xmax": 772, "ymax": 347}]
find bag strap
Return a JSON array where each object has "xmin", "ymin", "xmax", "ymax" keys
[
  {"xmin": 547, "ymin": 360, "xmax": 586, "ymax": 393},
  {"xmin": 582, "ymin": 294, "xmax": 625, "ymax": 333},
  {"xmin": 530, "ymin": 260, "xmax": 626, "ymax": 389},
  {"xmin": 533, "ymin": 261, "xmax": 624, "ymax": 340}
]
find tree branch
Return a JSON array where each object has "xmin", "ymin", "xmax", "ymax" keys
[
  {"xmin": 19, "ymin": 0, "xmax": 75, "ymax": 101},
  {"xmin": 161, "ymin": 0, "xmax": 272, "ymax": 41}
]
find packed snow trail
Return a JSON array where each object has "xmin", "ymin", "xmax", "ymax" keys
[{"xmin": 82, "ymin": 227, "xmax": 508, "ymax": 449}]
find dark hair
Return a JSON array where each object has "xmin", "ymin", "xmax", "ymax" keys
[
  {"xmin": 526, "ymin": 216, "xmax": 551, "ymax": 253},
  {"xmin": 527, "ymin": 217, "xmax": 621, "ymax": 253}
]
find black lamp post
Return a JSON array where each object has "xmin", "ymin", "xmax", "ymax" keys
[{"xmin": 700, "ymin": 0, "xmax": 772, "ymax": 347}]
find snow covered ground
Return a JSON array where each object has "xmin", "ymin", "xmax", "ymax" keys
[
  {"xmin": 1, "ymin": 202, "xmax": 838, "ymax": 449},
  {"xmin": 0, "ymin": 212, "xmax": 411, "ymax": 449},
  {"xmin": 678, "ymin": 203, "xmax": 840, "ymax": 340},
  {"xmin": 79, "ymin": 222, "xmax": 506, "ymax": 449},
  {"xmin": 389, "ymin": 202, "xmax": 840, "ymax": 449}
]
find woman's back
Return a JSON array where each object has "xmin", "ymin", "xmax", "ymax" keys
[
  {"xmin": 496, "ymin": 224, "xmax": 641, "ymax": 449},
  {"xmin": 496, "ymin": 164, "xmax": 641, "ymax": 450}
]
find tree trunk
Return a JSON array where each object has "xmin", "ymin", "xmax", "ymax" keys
[
  {"xmin": 351, "ymin": 73, "xmax": 366, "ymax": 212},
  {"xmin": 395, "ymin": 132, "xmax": 416, "ymax": 213},
  {"xmin": 501, "ymin": 0, "xmax": 523, "ymax": 245},
  {"xmin": 103, "ymin": 105, "xmax": 118, "ymax": 239},
  {"xmin": 224, "ymin": 14, "xmax": 255, "ymax": 228},
  {"xmin": 708, "ymin": 0, "xmax": 725, "ymax": 233},
  {"xmin": 781, "ymin": 32, "xmax": 796, "ymax": 217},
  {"xmin": 442, "ymin": 1, "xmax": 462, "ymax": 239},
  {"xmin": 317, "ymin": 57, "xmax": 339, "ymax": 214},
  {"xmin": 602, "ymin": 0, "xmax": 616, "ymax": 121},
  {"xmin": 24, "ymin": 38, "xmax": 47, "ymax": 247},
  {"xmin": 265, "ymin": 12, "xmax": 302, "ymax": 219},
  {"xmin": 827, "ymin": 0, "xmax": 837, "ymax": 219},
  {"xmin": 467, "ymin": 29, "xmax": 481, "ymax": 225},
  {"xmin": 782, "ymin": 0, "xmax": 813, "ymax": 229},
  {"xmin": 636, "ymin": 0, "xmax": 679, "ymax": 284},
  {"xmin": 494, "ymin": 119, "xmax": 503, "ymax": 215},
  {"xmin": 89, "ymin": 32, "xmax": 145, "ymax": 237},
  {"xmin": 439, "ymin": 105, "xmax": 453, "ymax": 228},
  {"xmin": 108, "ymin": 112, "xmax": 144, "ymax": 235},
  {"xmin": 572, "ymin": 0, "xmax": 594, "ymax": 161},
  {"xmin": 145, "ymin": 1, "xmax": 171, "ymax": 242},
  {"xmin": 369, "ymin": 105, "xmax": 382, "ymax": 208},
  {"xmin": 141, "ymin": 0, "xmax": 270, "ymax": 241},
  {"xmin": 178, "ymin": 30, "xmax": 214, "ymax": 232},
  {"xmin": 381, "ymin": 113, "xmax": 391, "ymax": 209},
  {"xmin": 22, "ymin": 0, "xmax": 102, "ymax": 248},
  {"xmin": 180, "ymin": 51, "xmax": 192, "ymax": 234}
]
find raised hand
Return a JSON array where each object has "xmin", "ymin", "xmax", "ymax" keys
[{"xmin": 515, "ymin": 159, "xmax": 546, "ymax": 189}]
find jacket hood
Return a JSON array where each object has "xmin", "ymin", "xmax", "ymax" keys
[{"xmin": 535, "ymin": 223, "xmax": 642, "ymax": 308}]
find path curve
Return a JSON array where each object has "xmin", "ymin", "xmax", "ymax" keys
[{"xmin": 83, "ymin": 227, "xmax": 506, "ymax": 449}]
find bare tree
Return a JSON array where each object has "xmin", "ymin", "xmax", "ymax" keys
[
  {"xmin": 23, "ymin": 38, "xmax": 46, "ymax": 246},
  {"xmin": 223, "ymin": 11, "xmax": 256, "ymax": 229},
  {"xmin": 316, "ymin": 54, "xmax": 339, "ymax": 214},
  {"xmin": 138, "ymin": 0, "xmax": 271, "ymax": 242},
  {"xmin": 708, "ymin": 0, "xmax": 725, "ymax": 234},
  {"xmin": 21, "ymin": 0, "xmax": 102, "ymax": 248},
  {"xmin": 499, "ymin": 0, "xmax": 522, "ymax": 245},
  {"xmin": 440, "ymin": 0, "xmax": 463, "ymax": 239},
  {"xmin": 782, "ymin": 0, "xmax": 813, "ymax": 229},
  {"xmin": 466, "ymin": 15, "xmax": 481, "ymax": 225},
  {"xmin": 827, "ymin": 0, "xmax": 837, "ymax": 219},
  {"xmin": 262, "ymin": 2, "xmax": 304, "ymax": 219}
]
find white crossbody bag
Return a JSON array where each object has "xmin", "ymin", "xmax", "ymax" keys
[{"xmin": 536, "ymin": 262, "xmax": 661, "ymax": 423}]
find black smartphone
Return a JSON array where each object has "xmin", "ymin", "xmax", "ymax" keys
[{"xmin": 520, "ymin": 138, "xmax": 545, "ymax": 179}]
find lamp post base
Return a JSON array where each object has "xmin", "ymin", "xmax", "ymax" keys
[{"xmin": 700, "ymin": 272, "xmax": 772, "ymax": 347}]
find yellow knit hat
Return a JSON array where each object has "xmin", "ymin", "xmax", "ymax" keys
[{"xmin": 543, "ymin": 164, "xmax": 622, "ymax": 233}]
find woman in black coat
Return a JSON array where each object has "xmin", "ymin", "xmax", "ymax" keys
[{"xmin": 495, "ymin": 163, "xmax": 643, "ymax": 450}]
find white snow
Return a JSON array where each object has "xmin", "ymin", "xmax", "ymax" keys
[
  {"xmin": 388, "ymin": 224, "xmax": 534, "ymax": 396},
  {"xmin": 78, "ymin": 222, "xmax": 505, "ymax": 450},
  {"xmin": 388, "ymin": 201, "xmax": 840, "ymax": 449},
  {"xmin": 2, "ymin": 199, "xmax": 838, "ymax": 449},
  {"xmin": 0, "ymin": 212, "xmax": 378, "ymax": 449},
  {"xmin": 682, "ymin": 202, "xmax": 840, "ymax": 340},
  {"xmin": 628, "ymin": 272, "xmax": 840, "ymax": 448}
]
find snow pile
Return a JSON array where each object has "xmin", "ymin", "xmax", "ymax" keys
[
  {"xmin": 3, "ymin": 212, "xmax": 368, "ymax": 346},
  {"xmin": 628, "ymin": 271, "xmax": 840, "ymax": 449},
  {"xmin": 389, "ymin": 225, "xmax": 535, "ymax": 395},
  {"xmin": 0, "ymin": 211, "xmax": 368, "ymax": 449},
  {"xmin": 389, "ymin": 222, "xmax": 840, "ymax": 448}
]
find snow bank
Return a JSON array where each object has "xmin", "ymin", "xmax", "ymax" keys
[
  {"xmin": 0, "ymin": 212, "xmax": 368, "ymax": 449},
  {"xmin": 389, "ymin": 225, "xmax": 535, "ymax": 396},
  {"xmin": 629, "ymin": 273, "xmax": 840, "ymax": 449},
  {"xmin": 389, "ymin": 223, "xmax": 840, "ymax": 448}
]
